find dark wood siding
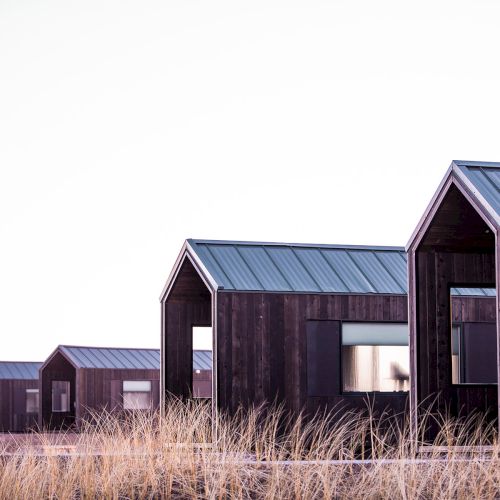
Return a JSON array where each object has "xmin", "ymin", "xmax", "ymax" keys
[
  {"xmin": 41, "ymin": 351, "xmax": 160, "ymax": 430},
  {"xmin": 0, "ymin": 379, "xmax": 39, "ymax": 432},
  {"xmin": 77, "ymin": 368, "xmax": 160, "ymax": 422},
  {"xmin": 164, "ymin": 301, "xmax": 212, "ymax": 399},
  {"xmin": 216, "ymin": 292, "xmax": 408, "ymax": 418},
  {"xmin": 415, "ymin": 250, "xmax": 497, "ymax": 420},
  {"xmin": 40, "ymin": 352, "xmax": 76, "ymax": 430}
]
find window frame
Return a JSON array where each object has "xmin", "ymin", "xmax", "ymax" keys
[
  {"xmin": 25, "ymin": 388, "xmax": 39, "ymax": 414},
  {"xmin": 340, "ymin": 320, "xmax": 409, "ymax": 395},
  {"xmin": 51, "ymin": 380, "xmax": 71, "ymax": 413},
  {"xmin": 449, "ymin": 285, "xmax": 497, "ymax": 388},
  {"xmin": 122, "ymin": 380, "xmax": 152, "ymax": 410}
]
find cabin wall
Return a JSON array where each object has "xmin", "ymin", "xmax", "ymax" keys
[
  {"xmin": 415, "ymin": 250, "xmax": 497, "ymax": 419},
  {"xmin": 77, "ymin": 368, "xmax": 160, "ymax": 422},
  {"xmin": 40, "ymin": 352, "xmax": 76, "ymax": 430},
  {"xmin": 216, "ymin": 292, "xmax": 409, "ymax": 418},
  {"xmin": 0, "ymin": 379, "xmax": 39, "ymax": 432},
  {"xmin": 164, "ymin": 300, "xmax": 211, "ymax": 398}
]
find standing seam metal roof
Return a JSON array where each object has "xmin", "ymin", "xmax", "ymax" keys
[
  {"xmin": 193, "ymin": 351, "xmax": 212, "ymax": 370},
  {"xmin": 187, "ymin": 239, "xmax": 494, "ymax": 297},
  {"xmin": 0, "ymin": 362, "xmax": 42, "ymax": 380},
  {"xmin": 59, "ymin": 346, "xmax": 160, "ymax": 370},
  {"xmin": 453, "ymin": 161, "xmax": 500, "ymax": 221}
]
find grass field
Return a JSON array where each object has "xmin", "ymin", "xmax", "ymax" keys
[{"xmin": 0, "ymin": 401, "xmax": 499, "ymax": 499}]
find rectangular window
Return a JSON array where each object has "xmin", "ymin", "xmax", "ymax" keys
[
  {"xmin": 450, "ymin": 288, "xmax": 497, "ymax": 385},
  {"xmin": 192, "ymin": 326, "xmax": 212, "ymax": 398},
  {"xmin": 342, "ymin": 323, "xmax": 409, "ymax": 392},
  {"xmin": 306, "ymin": 321, "xmax": 340, "ymax": 397},
  {"xmin": 26, "ymin": 389, "xmax": 39, "ymax": 413},
  {"xmin": 123, "ymin": 380, "xmax": 152, "ymax": 409},
  {"xmin": 52, "ymin": 381, "xmax": 70, "ymax": 412}
]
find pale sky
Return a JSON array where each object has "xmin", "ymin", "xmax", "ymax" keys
[{"xmin": 1, "ymin": 0, "xmax": 499, "ymax": 361}]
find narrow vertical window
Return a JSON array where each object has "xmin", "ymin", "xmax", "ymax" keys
[
  {"xmin": 52, "ymin": 381, "xmax": 70, "ymax": 412},
  {"xmin": 26, "ymin": 389, "xmax": 39, "ymax": 413},
  {"xmin": 192, "ymin": 326, "xmax": 212, "ymax": 398}
]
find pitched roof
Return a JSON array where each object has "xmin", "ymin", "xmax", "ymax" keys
[
  {"xmin": 453, "ymin": 161, "xmax": 500, "ymax": 223},
  {"xmin": 162, "ymin": 238, "xmax": 497, "ymax": 299},
  {"xmin": 193, "ymin": 350, "xmax": 212, "ymax": 370},
  {"xmin": 187, "ymin": 239, "xmax": 408, "ymax": 295},
  {"xmin": 0, "ymin": 361, "xmax": 42, "ymax": 380},
  {"xmin": 58, "ymin": 346, "xmax": 160, "ymax": 370}
]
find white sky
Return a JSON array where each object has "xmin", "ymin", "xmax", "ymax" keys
[{"xmin": 1, "ymin": 0, "xmax": 499, "ymax": 361}]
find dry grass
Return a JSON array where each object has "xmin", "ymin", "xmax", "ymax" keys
[{"xmin": 0, "ymin": 400, "xmax": 499, "ymax": 499}]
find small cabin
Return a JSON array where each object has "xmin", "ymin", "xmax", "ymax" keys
[
  {"xmin": 39, "ymin": 345, "xmax": 161, "ymax": 430},
  {"xmin": 0, "ymin": 361, "xmax": 41, "ymax": 432},
  {"xmin": 407, "ymin": 160, "xmax": 500, "ymax": 432},
  {"xmin": 161, "ymin": 239, "xmax": 411, "ymax": 421}
]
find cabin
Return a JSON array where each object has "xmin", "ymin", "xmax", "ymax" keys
[
  {"xmin": 407, "ymin": 160, "xmax": 500, "ymax": 433},
  {"xmin": 161, "ymin": 239, "xmax": 411, "ymax": 420},
  {"xmin": 0, "ymin": 361, "xmax": 42, "ymax": 432},
  {"xmin": 39, "ymin": 345, "xmax": 161, "ymax": 430}
]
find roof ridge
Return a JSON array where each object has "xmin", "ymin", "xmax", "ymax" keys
[
  {"xmin": 190, "ymin": 239, "xmax": 405, "ymax": 252},
  {"xmin": 59, "ymin": 344, "xmax": 159, "ymax": 351}
]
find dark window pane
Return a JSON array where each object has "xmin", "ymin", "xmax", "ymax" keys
[{"xmin": 306, "ymin": 321, "xmax": 340, "ymax": 397}]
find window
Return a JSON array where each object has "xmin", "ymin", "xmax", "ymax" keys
[
  {"xmin": 26, "ymin": 389, "xmax": 39, "ymax": 413},
  {"xmin": 52, "ymin": 381, "xmax": 70, "ymax": 412},
  {"xmin": 342, "ymin": 323, "xmax": 409, "ymax": 392},
  {"xmin": 192, "ymin": 326, "xmax": 212, "ymax": 398},
  {"xmin": 450, "ymin": 288, "xmax": 497, "ymax": 385},
  {"xmin": 123, "ymin": 380, "xmax": 152, "ymax": 409},
  {"xmin": 306, "ymin": 321, "xmax": 340, "ymax": 397}
]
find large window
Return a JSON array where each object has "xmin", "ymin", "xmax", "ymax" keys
[
  {"xmin": 26, "ymin": 389, "xmax": 39, "ymax": 413},
  {"xmin": 52, "ymin": 381, "xmax": 70, "ymax": 412},
  {"xmin": 192, "ymin": 326, "xmax": 212, "ymax": 398},
  {"xmin": 450, "ymin": 288, "xmax": 497, "ymax": 385},
  {"xmin": 123, "ymin": 380, "xmax": 152, "ymax": 409},
  {"xmin": 342, "ymin": 323, "xmax": 409, "ymax": 392}
]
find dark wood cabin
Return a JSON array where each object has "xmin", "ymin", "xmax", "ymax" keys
[
  {"xmin": 0, "ymin": 361, "xmax": 42, "ymax": 432},
  {"xmin": 161, "ymin": 239, "xmax": 412, "ymax": 421},
  {"xmin": 407, "ymin": 160, "xmax": 500, "ymax": 433},
  {"xmin": 39, "ymin": 345, "xmax": 160, "ymax": 430}
]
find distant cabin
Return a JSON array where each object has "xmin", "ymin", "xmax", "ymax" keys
[
  {"xmin": 407, "ymin": 160, "xmax": 500, "ymax": 434},
  {"xmin": 0, "ymin": 361, "xmax": 41, "ymax": 432},
  {"xmin": 39, "ymin": 346, "xmax": 161, "ymax": 430}
]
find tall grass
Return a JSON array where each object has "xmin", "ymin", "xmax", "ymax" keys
[{"xmin": 0, "ymin": 400, "xmax": 499, "ymax": 499}]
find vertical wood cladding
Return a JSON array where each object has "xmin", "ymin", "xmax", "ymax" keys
[
  {"xmin": 216, "ymin": 292, "xmax": 409, "ymax": 417},
  {"xmin": 40, "ymin": 352, "xmax": 76, "ymax": 430},
  {"xmin": 164, "ymin": 300, "xmax": 211, "ymax": 399},
  {"xmin": 415, "ymin": 250, "xmax": 497, "ymax": 420},
  {"xmin": 40, "ymin": 352, "xmax": 160, "ymax": 430},
  {"xmin": 0, "ymin": 379, "xmax": 39, "ymax": 432}
]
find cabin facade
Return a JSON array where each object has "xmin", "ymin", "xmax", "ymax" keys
[
  {"xmin": 161, "ymin": 239, "xmax": 411, "ymax": 420},
  {"xmin": 39, "ymin": 346, "xmax": 161, "ymax": 430},
  {"xmin": 407, "ymin": 160, "xmax": 500, "ymax": 432},
  {"xmin": 0, "ymin": 362, "xmax": 41, "ymax": 432}
]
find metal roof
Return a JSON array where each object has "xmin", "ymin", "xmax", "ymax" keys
[
  {"xmin": 193, "ymin": 350, "xmax": 212, "ymax": 370},
  {"xmin": 188, "ymin": 239, "xmax": 409, "ymax": 295},
  {"xmin": 59, "ymin": 346, "xmax": 160, "ymax": 370},
  {"xmin": 185, "ymin": 239, "xmax": 496, "ymax": 297},
  {"xmin": 453, "ymin": 161, "xmax": 500, "ymax": 221},
  {"xmin": 0, "ymin": 361, "xmax": 42, "ymax": 380}
]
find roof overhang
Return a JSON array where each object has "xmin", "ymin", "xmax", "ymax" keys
[
  {"xmin": 159, "ymin": 240, "xmax": 219, "ymax": 303},
  {"xmin": 406, "ymin": 161, "xmax": 499, "ymax": 252}
]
